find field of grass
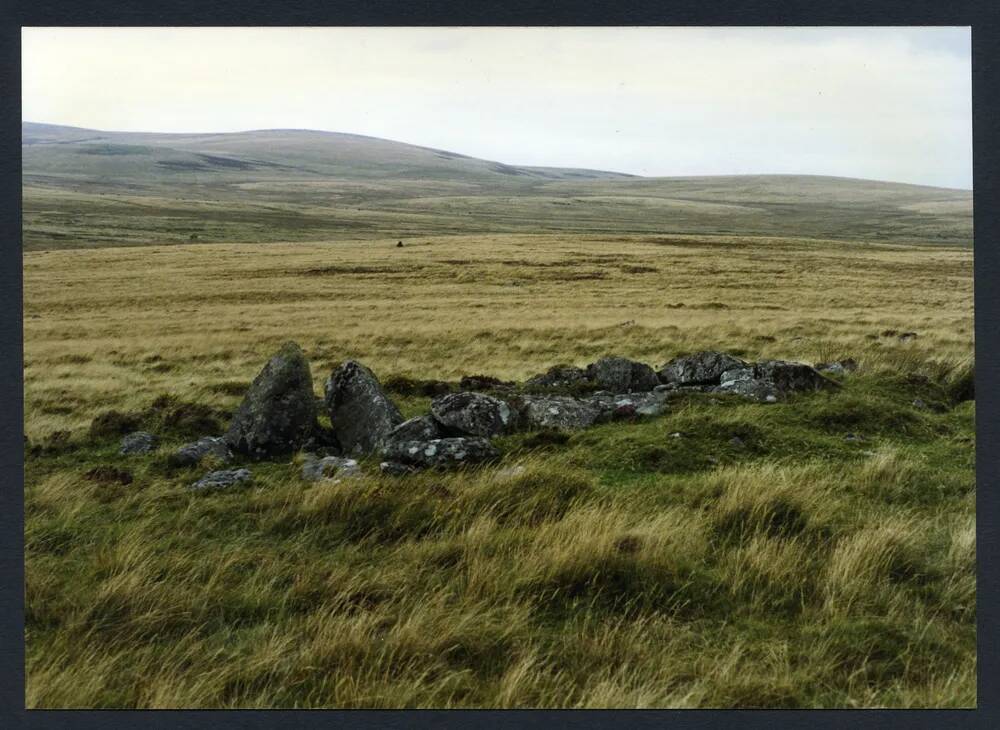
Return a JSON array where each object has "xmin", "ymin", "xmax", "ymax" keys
[{"xmin": 23, "ymin": 233, "xmax": 975, "ymax": 708}]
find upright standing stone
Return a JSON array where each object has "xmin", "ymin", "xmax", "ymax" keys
[
  {"xmin": 225, "ymin": 342, "xmax": 317, "ymax": 458},
  {"xmin": 325, "ymin": 360, "xmax": 404, "ymax": 454}
]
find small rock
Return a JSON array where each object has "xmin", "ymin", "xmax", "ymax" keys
[
  {"xmin": 815, "ymin": 358, "xmax": 858, "ymax": 376},
  {"xmin": 587, "ymin": 391, "xmax": 670, "ymax": 419},
  {"xmin": 431, "ymin": 392, "xmax": 516, "ymax": 437},
  {"xmin": 189, "ymin": 468, "xmax": 252, "ymax": 492},
  {"xmin": 729, "ymin": 436, "xmax": 745, "ymax": 448},
  {"xmin": 898, "ymin": 332, "xmax": 918, "ymax": 343},
  {"xmin": 168, "ymin": 436, "xmax": 233, "ymax": 468},
  {"xmin": 119, "ymin": 431, "xmax": 158, "ymax": 455},
  {"xmin": 385, "ymin": 415, "xmax": 443, "ymax": 444},
  {"xmin": 844, "ymin": 433, "xmax": 866, "ymax": 442},
  {"xmin": 912, "ymin": 398, "xmax": 928, "ymax": 410},
  {"xmin": 669, "ymin": 431, "xmax": 683, "ymax": 439},
  {"xmin": 301, "ymin": 455, "xmax": 361, "ymax": 482}
]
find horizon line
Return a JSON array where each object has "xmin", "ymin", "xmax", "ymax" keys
[{"xmin": 21, "ymin": 119, "xmax": 974, "ymax": 192}]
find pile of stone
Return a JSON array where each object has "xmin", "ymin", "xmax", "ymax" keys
[{"xmin": 116, "ymin": 343, "xmax": 843, "ymax": 489}]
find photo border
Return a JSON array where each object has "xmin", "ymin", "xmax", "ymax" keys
[{"xmin": 1, "ymin": 1, "xmax": 996, "ymax": 728}]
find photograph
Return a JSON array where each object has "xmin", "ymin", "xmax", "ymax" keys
[{"xmin": 20, "ymin": 26, "xmax": 975, "ymax": 709}]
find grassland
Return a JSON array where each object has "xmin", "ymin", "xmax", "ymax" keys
[{"xmin": 23, "ymin": 233, "xmax": 975, "ymax": 708}]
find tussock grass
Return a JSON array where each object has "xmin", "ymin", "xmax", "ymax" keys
[{"xmin": 23, "ymin": 234, "xmax": 974, "ymax": 707}]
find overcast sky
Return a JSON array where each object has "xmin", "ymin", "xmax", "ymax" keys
[{"xmin": 22, "ymin": 27, "xmax": 971, "ymax": 188}]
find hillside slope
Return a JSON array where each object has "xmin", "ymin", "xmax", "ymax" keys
[{"xmin": 22, "ymin": 122, "xmax": 973, "ymax": 249}]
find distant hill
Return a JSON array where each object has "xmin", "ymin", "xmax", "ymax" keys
[
  {"xmin": 22, "ymin": 122, "xmax": 973, "ymax": 250},
  {"xmin": 22, "ymin": 122, "xmax": 637, "ymax": 184}
]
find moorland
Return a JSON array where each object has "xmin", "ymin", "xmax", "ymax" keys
[{"xmin": 22, "ymin": 122, "xmax": 975, "ymax": 708}]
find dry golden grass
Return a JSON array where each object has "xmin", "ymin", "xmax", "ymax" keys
[{"xmin": 23, "ymin": 233, "xmax": 972, "ymax": 439}]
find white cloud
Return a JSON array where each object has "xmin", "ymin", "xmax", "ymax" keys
[{"xmin": 21, "ymin": 26, "xmax": 971, "ymax": 188}]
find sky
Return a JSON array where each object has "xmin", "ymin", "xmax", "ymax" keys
[{"xmin": 21, "ymin": 27, "xmax": 972, "ymax": 188}]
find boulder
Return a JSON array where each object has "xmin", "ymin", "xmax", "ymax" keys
[
  {"xmin": 301, "ymin": 455, "xmax": 361, "ymax": 482},
  {"xmin": 189, "ymin": 468, "xmax": 252, "ymax": 492},
  {"xmin": 385, "ymin": 415, "xmax": 444, "ymax": 444},
  {"xmin": 168, "ymin": 436, "xmax": 233, "ymax": 468},
  {"xmin": 512, "ymin": 395, "xmax": 604, "ymax": 430},
  {"xmin": 715, "ymin": 360, "xmax": 836, "ymax": 402},
  {"xmin": 586, "ymin": 356, "xmax": 660, "ymax": 393},
  {"xmin": 225, "ymin": 342, "xmax": 317, "ymax": 458},
  {"xmin": 753, "ymin": 360, "xmax": 838, "ymax": 393},
  {"xmin": 383, "ymin": 436, "xmax": 500, "ymax": 470},
  {"xmin": 658, "ymin": 351, "xmax": 748, "ymax": 386},
  {"xmin": 431, "ymin": 392, "xmax": 517, "ymax": 437},
  {"xmin": 525, "ymin": 365, "xmax": 591, "ymax": 390},
  {"xmin": 325, "ymin": 360, "xmax": 404, "ymax": 455},
  {"xmin": 119, "ymin": 431, "xmax": 158, "ymax": 455}
]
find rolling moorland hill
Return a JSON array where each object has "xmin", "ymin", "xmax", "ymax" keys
[{"xmin": 22, "ymin": 122, "xmax": 973, "ymax": 250}]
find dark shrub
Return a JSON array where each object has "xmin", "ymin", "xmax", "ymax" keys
[{"xmin": 89, "ymin": 410, "xmax": 141, "ymax": 439}]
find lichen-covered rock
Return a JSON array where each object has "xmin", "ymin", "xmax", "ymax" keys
[
  {"xmin": 431, "ymin": 392, "xmax": 517, "ymax": 437},
  {"xmin": 715, "ymin": 360, "xmax": 835, "ymax": 402},
  {"xmin": 383, "ymin": 437, "xmax": 500, "ymax": 469},
  {"xmin": 658, "ymin": 351, "xmax": 748, "ymax": 386},
  {"xmin": 588, "ymin": 391, "xmax": 671, "ymax": 419},
  {"xmin": 586, "ymin": 356, "xmax": 660, "ymax": 393},
  {"xmin": 385, "ymin": 415, "xmax": 443, "ymax": 444},
  {"xmin": 119, "ymin": 431, "xmax": 158, "ymax": 455},
  {"xmin": 513, "ymin": 395, "xmax": 604, "ymax": 430},
  {"xmin": 525, "ymin": 365, "xmax": 592, "ymax": 391},
  {"xmin": 225, "ymin": 342, "xmax": 317, "ymax": 458},
  {"xmin": 301, "ymin": 455, "xmax": 361, "ymax": 482},
  {"xmin": 325, "ymin": 360, "xmax": 403, "ymax": 455},
  {"xmin": 189, "ymin": 468, "xmax": 252, "ymax": 492},
  {"xmin": 715, "ymin": 367, "xmax": 779, "ymax": 402},
  {"xmin": 168, "ymin": 436, "xmax": 233, "ymax": 468}
]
